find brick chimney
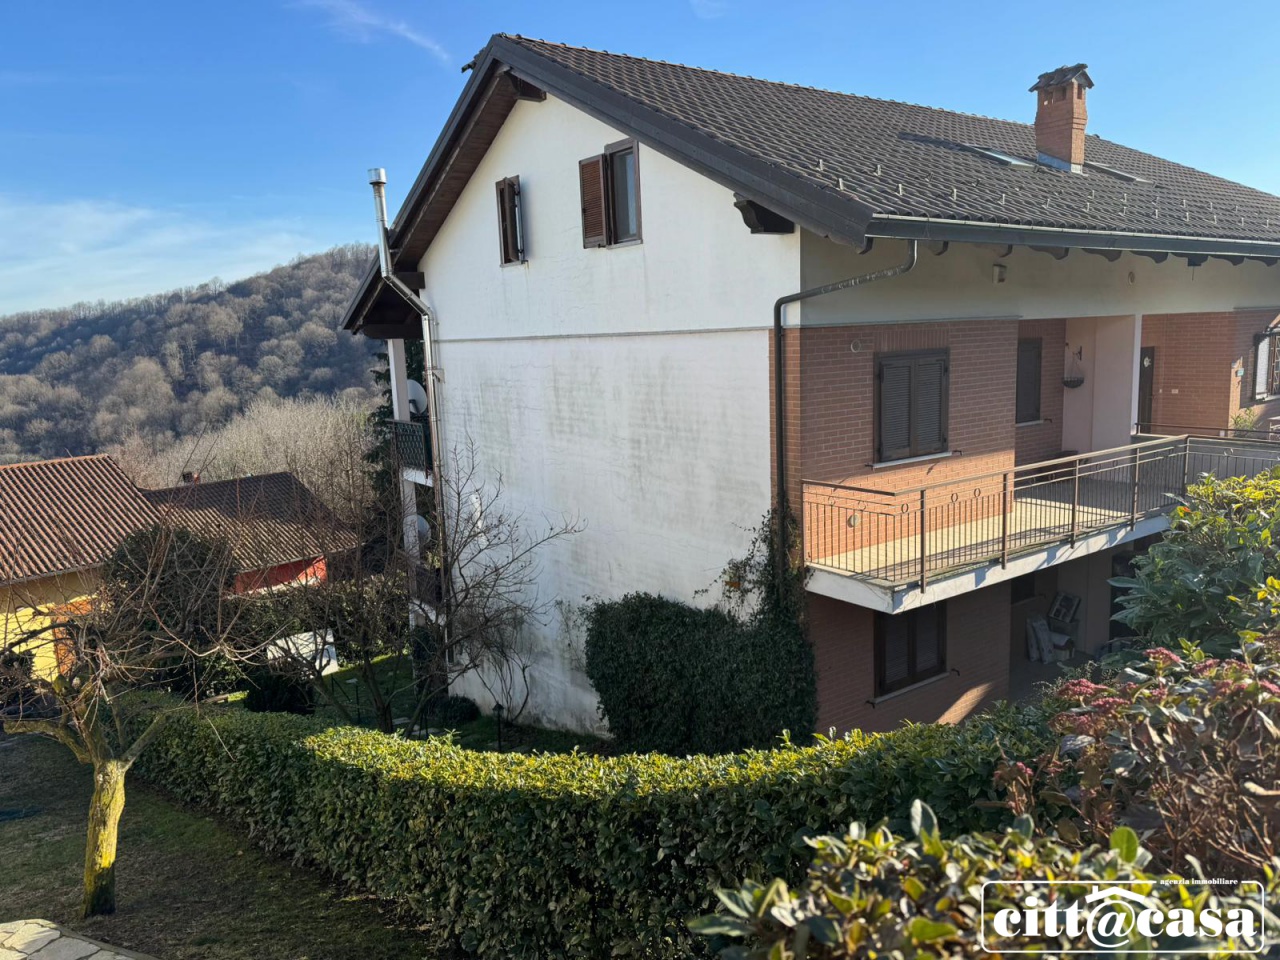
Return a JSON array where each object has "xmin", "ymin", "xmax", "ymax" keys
[{"xmin": 1030, "ymin": 64, "xmax": 1093, "ymax": 173}]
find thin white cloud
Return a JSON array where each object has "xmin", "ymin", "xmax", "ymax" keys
[
  {"xmin": 294, "ymin": 0, "xmax": 450, "ymax": 65},
  {"xmin": 0, "ymin": 195, "xmax": 330, "ymax": 315},
  {"xmin": 689, "ymin": 0, "xmax": 730, "ymax": 19}
]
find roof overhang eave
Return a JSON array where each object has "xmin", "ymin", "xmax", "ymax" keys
[{"xmin": 867, "ymin": 215, "xmax": 1280, "ymax": 259}]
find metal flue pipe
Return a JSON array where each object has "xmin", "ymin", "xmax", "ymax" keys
[{"xmin": 368, "ymin": 168, "xmax": 450, "ymax": 627}]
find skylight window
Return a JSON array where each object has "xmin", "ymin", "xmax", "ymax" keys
[
  {"xmin": 1083, "ymin": 161, "xmax": 1150, "ymax": 183},
  {"xmin": 965, "ymin": 145, "xmax": 1034, "ymax": 168}
]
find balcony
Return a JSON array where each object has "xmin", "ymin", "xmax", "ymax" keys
[
  {"xmin": 389, "ymin": 419, "xmax": 432, "ymax": 480},
  {"xmin": 803, "ymin": 434, "xmax": 1280, "ymax": 607}
]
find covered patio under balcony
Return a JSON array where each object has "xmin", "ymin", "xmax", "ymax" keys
[{"xmin": 803, "ymin": 434, "xmax": 1280, "ymax": 612}]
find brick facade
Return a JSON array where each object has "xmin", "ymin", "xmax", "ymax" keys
[
  {"xmin": 810, "ymin": 585, "xmax": 1011, "ymax": 734},
  {"xmin": 782, "ymin": 308, "xmax": 1277, "ymax": 736},
  {"xmin": 1140, "ymin": 309, "xmax": 1279, "ymax": 432}
]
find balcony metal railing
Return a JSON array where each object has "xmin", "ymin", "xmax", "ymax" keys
[
  {"xmin": 389, "ymin": 419, "xmax": 432, "ymax": 474},
  {"xmin": 1139, "ymin": 421, "xmax": 1280, "ymax": 442},
  {"xmin": 803, "ymin": 434, "xmax": 1280, "ymax": 590}
]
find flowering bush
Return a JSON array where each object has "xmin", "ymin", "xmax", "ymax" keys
[{"xmin": 1040, "ymin": 639, "xmax": 1280, "ymax": 878}]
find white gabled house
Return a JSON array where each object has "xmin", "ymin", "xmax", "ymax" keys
[{"xmin": 341, "ymin": 36, "xmax": 1280, "ymax": 734}]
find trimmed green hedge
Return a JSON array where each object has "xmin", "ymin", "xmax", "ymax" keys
[{"xmin": 138, "ymin": 705, "xmax": 1051, "ymax": 958}]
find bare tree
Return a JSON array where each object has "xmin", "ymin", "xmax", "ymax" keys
[
  {"xmin": 108, "ymin": 395, "xmax": 374, "ymax": 523},
  {"xmin": 0, "ymin": 524, "xmax": 270, "ymax": 917},
  {"xmin": 261, "ymin": 439, "xmax": 581, "ymax": 737}
]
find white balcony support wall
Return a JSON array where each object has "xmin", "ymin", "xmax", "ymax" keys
[{"xmin": 1062, "ymin": 315, "xmax": 1141, "ymax": 454}]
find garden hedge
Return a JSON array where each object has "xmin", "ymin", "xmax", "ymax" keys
[{"xmin": 138, "ymin": 704, "xmax": 1051, "ymax": 959}]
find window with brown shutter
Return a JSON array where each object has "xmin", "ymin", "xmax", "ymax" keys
[
  {"xmin": 579, "ymin": 156, "xmax": 607, "ymax": 248},
  {"xmin": 875, "ymin": 349, "xmax": 949, "ymax": 462},
  {"xmin": 580, "ymin": 140, "xmax": 642, "ymax": 248},
  {"xmin": 495, "ymin": 176, "xmax": 524, "ymax": 265},
  {"xmin": 1016, "ymin": 338, "xmax": 1042, "ymax": 423},
  {"xmin": 1255, "ymin": 330, "xmax": 1280, "ymax": 400},
  {"xmin": 875, "ymin": 603, "xmax": 947, "ymax": 696}
]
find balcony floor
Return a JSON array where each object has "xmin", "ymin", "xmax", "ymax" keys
[{"xmin": 810, "ymin": 476, "xmax": 1167, "ymax": 586}]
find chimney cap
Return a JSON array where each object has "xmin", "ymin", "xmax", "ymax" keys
[{"xmin": 1030, "ymin": 64, "xmax": 1093, "ymax": 93}]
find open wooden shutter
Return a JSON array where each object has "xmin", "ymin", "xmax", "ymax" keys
[
  {"xmin": 1015, "ymin": 339, "xmax": 1042, "ymax": 423},
  {"xmin": 877, "ymin": 358, "xmax": 913, "ymax": 462},
  {"xmin": 913, "ymin": 353, "xmax": 948, "ymax": 455},
  {"xmin": 1256, "ymin": 333, "xmax": 1275, "ymax": 401},
  {"xmin": 495, "ymin": 177, "xmax": 522, "ymax": 264},
  {"xmin": 579, "ymin": 155, "xmax": 607, "ymax": 248}
]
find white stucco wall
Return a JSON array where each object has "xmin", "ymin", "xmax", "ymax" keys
[{"xmin": 416, "ymin": 94, "xmax": 800, "ymax": 731}]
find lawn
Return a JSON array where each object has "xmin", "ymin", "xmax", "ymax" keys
[{"xmin": 0, "ymin": 733, "xmax": 450, "ymax": 960}]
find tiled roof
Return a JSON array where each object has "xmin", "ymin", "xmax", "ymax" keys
[
  {"xmin": 342, "ymin": 35, "xmax": 1280, "ymax": 337},
  {"xmin": 143, "ymin": 473, "xmax": 354, "ymax": 572},
  {"xmin": 0, "ymin": 455, "xmax": 157, "ymax": 585},
  {"xmin": 504, "ymin": 36, "xmax": 1280, "ymax": 245}
]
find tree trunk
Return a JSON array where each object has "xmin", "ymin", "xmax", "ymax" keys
[{"xmin": 82, "ymin": 759, "xmax": 127, "ymax": 918}]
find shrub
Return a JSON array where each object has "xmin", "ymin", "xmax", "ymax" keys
[
  {"xmin": 1112, "ymin": 469, "xmax": 1280, "ymax": 653},
  {"xmin": 136, "ymin": 701, "xmax": 1051, "ymax": 959},
  {"xmin": 584, "ymin": 593, "xmax": 814, "ymax": 754},
  {"xmin": 244, "ymin": 667, "xmax": 316, "ymax": 715},
  {"xmin": 431, "ymin": 693, "xmax": 480, "ymax": 727},
  {"xmin": 1039, "ymin": 638, "xmax": 1280, "ymax": 879},
  {"xmin": 584, "ymin": 511, "xmax": 816, "ymax": 756},
  {"xmin": 693, "ymin": 802, "xmax": 1271, "ymax": 958}
]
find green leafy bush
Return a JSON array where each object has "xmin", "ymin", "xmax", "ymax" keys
[
  {"xmin": 584, "ymin": 511, "xmax": 816, "ymax": 755},
  {"xmin": 1112, "ymin": 469, "xmax": 1280, "ymax": 653},
  {"xmin": 137, "ymin": 701, "xmax": 1051, "ymax": 959},
  {"xmin": 584, "ymin": 592, "xmax": 815, "ymax": 754},
  {"xmin": 694, "ymin": 801, "xmax": 1271, "ymax": 958}
]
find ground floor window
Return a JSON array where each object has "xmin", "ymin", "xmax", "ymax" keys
[{"xmin": 875, "ymin": 602, "xmax": 946, "ymax": 695}]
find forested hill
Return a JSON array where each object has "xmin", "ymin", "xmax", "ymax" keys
[{"xmin": 0, "ymin": 244, "xmax": 378, "ymax": 462}]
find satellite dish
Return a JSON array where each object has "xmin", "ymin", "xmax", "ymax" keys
[
  {"xmin": 413, "ymin": 514, "xmax": 433, "ymax": 544},
  {"xmin": 406, "ymin": 380, "xmax": 429, "ymax": 416}
]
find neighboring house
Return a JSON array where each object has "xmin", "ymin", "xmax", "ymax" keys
[
  {"xmin": 0, "ymin": 455, "xmax": 157, "ymax": 677},
  {"xmin": 341, "ymin": 36, "xmax": 1280, "ymax": 734},
  {"xmin": 0, "ymin": 459, "xmax": 348, "ymax": 678},
  {"xmin": 143, "ymin": 473, "xmax": 349, "ymax": 594}
]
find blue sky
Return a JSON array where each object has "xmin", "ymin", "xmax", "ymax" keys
[{"xmin": 3, "ymin": 1, "xmax": 1279, "ymax": 313}]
